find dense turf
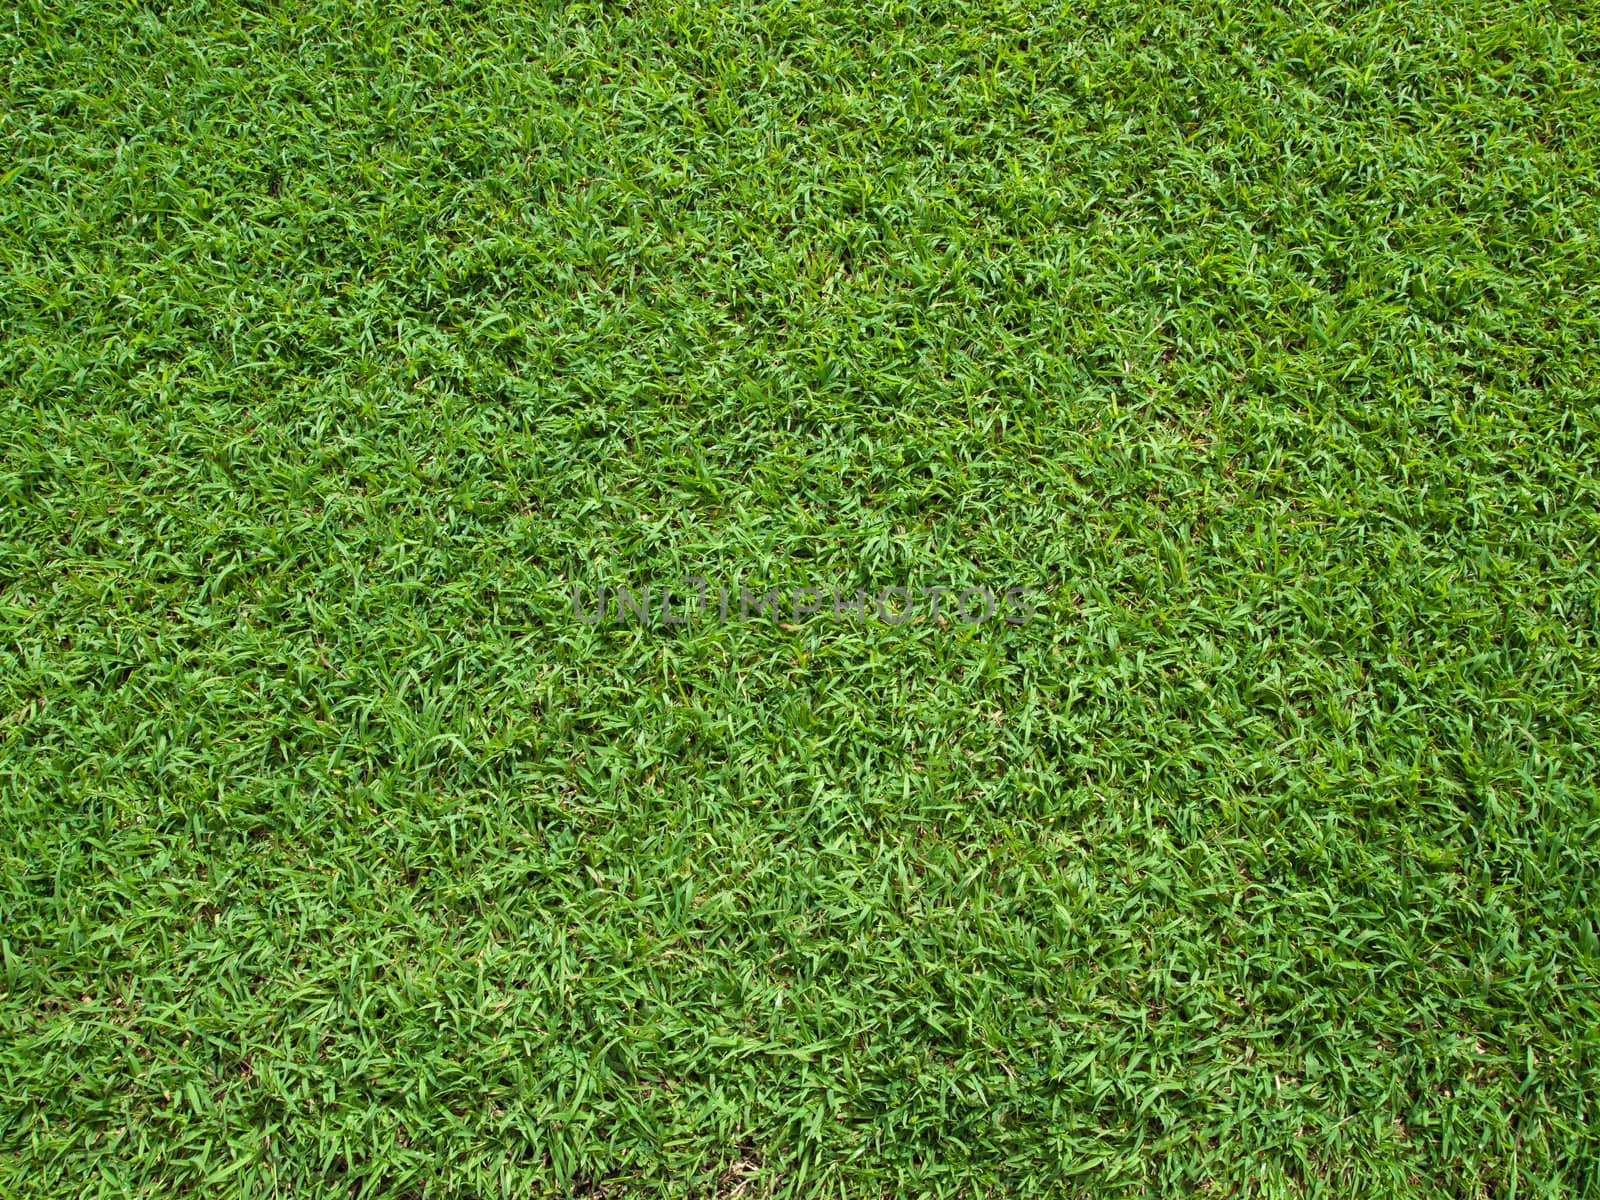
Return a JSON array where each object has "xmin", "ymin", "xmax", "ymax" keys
[{"xmin": 3, "ymin": 0, "xmax": 1600, "ymax": 1195}]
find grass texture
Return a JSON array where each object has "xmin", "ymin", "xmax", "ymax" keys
[{"xmin": 3, "ymin": 0, "xmax": 1600, "ymax": 1195}]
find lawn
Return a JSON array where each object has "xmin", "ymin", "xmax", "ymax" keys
[{"xmin": 2, "ymin": 0, "xmax": 1599, "ymax": 1195}]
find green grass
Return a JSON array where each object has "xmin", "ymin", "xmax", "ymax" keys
[{"xmin": 3, "ymin": 0, "xmax": 1600, "ymax": 1194}]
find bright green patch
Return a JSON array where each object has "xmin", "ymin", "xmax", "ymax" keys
[{"xmin": 2, "ymin": 0, "xmax": 1598, "ymax": 1195}]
